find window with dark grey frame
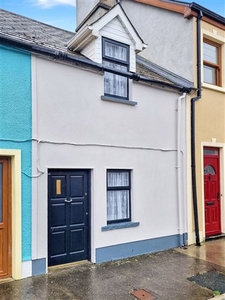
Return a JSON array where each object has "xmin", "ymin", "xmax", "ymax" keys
[
  {"xmin": 107, "ymin": 170, "xmax": 131, "ymax": 224},
  {"xmin": 102, "ymin": 38, "xmax": 129, "ymax": 99}
]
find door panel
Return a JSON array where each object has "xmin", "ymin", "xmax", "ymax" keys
[
  {"xmin": 204, "ymin": 148, "xmax": 221, "ymax": 237},
  {"xmin": 70, "ymin": 175, "xmax": 84, "ymax": 197},
  {"xmin": 70, "ymin": 203, "xmax": 84, "ymax": 224},
  {"xmin": 0, "ymin": 157, "xmax": 11, "ymax": 278},
  {"xmin": 70, "ymin": 229, "xmax": 84, "ymax": 252},
  {"xmin": 51, "ymin": 231, "xmax": 67, "ymax": 256},
  {"xmin": 48, "ymin": 170, "xmax": 90, "ymax": 266}
]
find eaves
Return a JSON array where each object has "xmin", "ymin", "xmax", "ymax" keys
[
  {"xmin": 134, "ymin": 0, "xmax": 225, "ymax": 30},
  {"xmin": 0, "ymin": 32, "xmax": 193, "ymax": 94}
]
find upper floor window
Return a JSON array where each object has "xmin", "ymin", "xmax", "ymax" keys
[
  {"xmin": 102, "ymin": 38, "xmax": 129, "ymax": 99},
  {"xmin": 203, "ymin": 38, "xmax": 221, "ymax": 86}
]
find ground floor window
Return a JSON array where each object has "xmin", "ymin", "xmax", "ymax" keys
[{"xmin": 107, "ymin": 170, "xmax": 131, "ymax": 224}]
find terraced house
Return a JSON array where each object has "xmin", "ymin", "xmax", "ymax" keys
[
  {"xmin": 0, "ymin": 3, "xmax": 193, "ymax": 279},
  {"xmin": 108, "ymin": 0, "xmax": 225, "ymax": 246}
]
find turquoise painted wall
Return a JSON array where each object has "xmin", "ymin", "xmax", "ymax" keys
[{"xmin": 0, "ymin": 45, "xmax": 32, "ymax": 261}]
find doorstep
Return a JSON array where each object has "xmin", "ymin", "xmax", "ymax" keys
[
  {"xmin": 205, "ymin": 233, "xmax": 225, "ymax": 242},
  {"xmin": 48, "ymin": 260, "xmax": 90, "ymax": 272}
]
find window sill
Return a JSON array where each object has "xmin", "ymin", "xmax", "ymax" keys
[
  {"xmin": 101, "ymin": 221, "xmax": 140, "ymax": 232},
  {"xmin": 202, "ymin": 83, "xmax": 225, "ymax": 93},
  {"xmin": 101, "ymin": 95, "xmax": 137, "ymax": 106}
]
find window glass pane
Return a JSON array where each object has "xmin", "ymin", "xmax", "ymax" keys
[
  {"xmin": 204, "ymin": 165, "xmax": 216, "ymax": 175},
  {"xmin": 108, "ymin": 171, "xmax": 129, "ymax": 187},
  {"xmin": 0, "ymin": 164, "xmax": 2, "ymax": 222},
  {"xmin": 204, "ymin": 149, "xmax": 218, "ymax": 156},
  {"xmin": 104, "ymin": 72, "xmax": 128, "ymax": 98},
  {"xmin": 204, "ymin": 65, "xmax": 217, "ymax": 85},
  {"xmin": 107, "ymin": 190, "xmax": 129, "ymax": 221},
  {"xmin": 103, "ymin": 61, "xmax": 127, "ymax": 72},
  {"xmin": 203, "ymin": 42, "xmax": 218, "ymax": 64},
  {"xmin": 103, "ymin": 60, "xmax": 128, "ymax": 98},
  {"xmin": 105, "ymin": 41, "xmax": 127, "ymax": 62}
]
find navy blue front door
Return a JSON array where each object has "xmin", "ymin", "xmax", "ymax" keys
[{"xmin": 48, "ymin": 170, "xmax": 90, "ymax": 266}]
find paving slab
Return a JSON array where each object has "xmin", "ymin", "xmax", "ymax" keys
[
  {"xmin": 0, "ymin": 239, "xmax": 225, "ymax": 300},
  {"xmin": 176, "ymin": 238, "xmax": 225, "ymax": 267}
]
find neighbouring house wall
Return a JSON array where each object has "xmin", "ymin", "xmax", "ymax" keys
[
  {"xmin": 188, "ymin": 20, "xmax": 225, "ymax": 243},
  {"xmin": 201, "ymin": 20, "xmax": 225, "ymax": 93},
  {"xmin": 0, "ymin": 46, "xmax": 32, "ymax": 262},
  {"xmin": 32, "ymin": 56, "xmax": 187, "ymax": 264},
  {"xmin": 194, "ymin": 90, "xmax": 225, "ymax": 240},
  {"xmin": 76, "ymin": 0, "xmax": 116, "ymax": 27},
  {"xmin": 121, "ymin": 0, "xmax": 194, "ymax": 82}
]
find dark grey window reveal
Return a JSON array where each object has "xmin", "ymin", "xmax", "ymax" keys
[
  {"xmin": 107, "ymin": 170, "xmax": 131, "ymax": 224},
  {"xmin": 102, "ymin": 38, "xmax": 129, "ymax": 100}
]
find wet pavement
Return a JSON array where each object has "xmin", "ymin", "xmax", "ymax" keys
[{"xmin": 1, "ymin": 239, "xmax": 225, "ymax": 300}]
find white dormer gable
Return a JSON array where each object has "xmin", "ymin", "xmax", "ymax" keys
[{"xmin": 67, "ymin": 4, "xmax": 147, "ymax": 72}]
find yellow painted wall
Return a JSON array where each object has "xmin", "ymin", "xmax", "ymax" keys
[
  {"xmin": 195, "ymin": 88, "xmax": 225, "ymax": 230},
  {"xmin": 188, "ymin": 18, "xmax": 225, "ymax": 243},
  {"xmin": 196, "ymin": 89, "xmax": 225, "ymax": 143}
]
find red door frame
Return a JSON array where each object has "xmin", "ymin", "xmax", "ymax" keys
[{"xmin": 204, "ymin": 147, "xmax": 221, "ymax": 237}]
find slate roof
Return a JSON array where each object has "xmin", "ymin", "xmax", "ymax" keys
[
  {"xmin": 136, "ymin": 56, "xmax": 194, "ymax": 88},
  {"xmin": 0, "ymin": 9, "xmax": 74, "ymax": 51},
  {"xmin": 0, "ymin": 8, "xmax": 194, "ymax": 91}
]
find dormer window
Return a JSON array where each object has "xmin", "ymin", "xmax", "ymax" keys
[{"xmin": 102, "ymin": 38, "xmax": 129, "ymax": 99}]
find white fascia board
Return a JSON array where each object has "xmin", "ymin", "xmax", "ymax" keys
[
  {"xmin": 67, "ymin": 25, "xmax": 97, "ymax": 51},
  {"xmin": 67, "ymin": 5, "xmax": 147, "ymax": 52},
  {"xmin": 91, "ymin": 5, "xmax": 147, "ymax": 52}
]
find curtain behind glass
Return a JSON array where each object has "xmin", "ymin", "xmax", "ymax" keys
[
  {"xmin": 103, "ymin": 40, "xmax": 128, "ymax": 98},
  {"xmin": 108, "ymin": 171, "xmax": 129, "ymax": 187},
  {"xmin": 103, "ymin": 61, "xmax": 127, "ymax": 98},
  {"xmin": 107, "ymin": 190, "xmax": 129, "ymax": 221},
  {"xmin": 105, "ymin": 41, "xmax": 127, "ymax": 62},
  {"xmin": 107, "ymin": 171, "xmax": 130, "ymax": 221}
]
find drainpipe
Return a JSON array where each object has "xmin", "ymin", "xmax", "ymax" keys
[
  {"xmin": 191, "ymin": 10, "xmax": 203, "ymax": 246},
  {"xmin": 177, "ymin": 92, "xmax": 186, "ymax": 246}
]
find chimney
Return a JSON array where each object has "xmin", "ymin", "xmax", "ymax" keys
[{"xmin": 76, "ymin": 0, "xmax": 117, "ymax": 28}]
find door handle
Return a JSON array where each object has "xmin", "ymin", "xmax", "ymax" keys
[
  {"xmin": 65, "ymin": 199, "xmax": 72, "ymax": 203},
  {"xmin": 217, "ymin": 193, "xmax": 220, "ymax": 201}
]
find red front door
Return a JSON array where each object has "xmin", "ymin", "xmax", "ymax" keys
[{"xmin": 204, "ymin": 148, "xmax": 221, "ymax": 237}]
